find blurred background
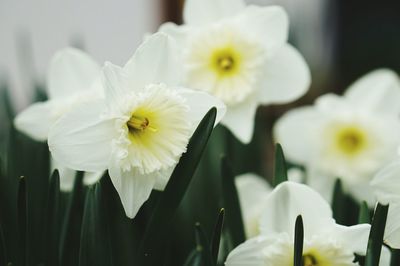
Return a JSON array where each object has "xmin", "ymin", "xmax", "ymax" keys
[{"xmin": 1, "ymin": 0, "xmax": 400, "ymax": 169}]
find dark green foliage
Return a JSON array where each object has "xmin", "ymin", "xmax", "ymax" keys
[
  {"xmin": 272, "ymin": 143, "xmax": 288, "ymax": 187},
  {"xmin": 210, "ymin": 209, "xmax": 224, "ymax": 264},
  {"xmin": 221, "ymin": 156, "xmax": 245, "ymax": 248},
  {"xmin": 365, "ymin": 203, "xmax": 389, "ymax": 266},
  {"xmin": 293, "ymin": 215, "xmax": 304, "ymax": 266}
]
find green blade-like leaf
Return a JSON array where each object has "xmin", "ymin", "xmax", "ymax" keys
[
  {"xmin": 390, "ymin": 249, "xmax": 400, "ymax": 266},
  {"xmin": 139, "ymin": 108, "xmax": 217, "ymax": 265},
  {"xmin": 183, "ymin": 249, "xmax": 202, "ymax": 266},
  {"xmin": 211, "ymin": 209, "xmax": 225, "ymax": 264},
  {"xmin": 272, "ymin": 143, "xmax": 288, "ymax": 187},
  {"xmin": 195, "ymin": 223, "xmax": 213, "ymax": 266},
  {"xmin": 79, "ymin": 183, "xmax": 113, "ymax": 266},
  {"xmin": 17, "ymin": 177, "xmax": 27, "ymax": 266},
  {"xmin": 293, "ymin": 215, "xmax": 304, "ymax": 266},
  {"xmin": 358, "ymin": 201, "xmax": 371, "ymax": 224},
  {"xmin": 45, "ymin": 171, "xmax": 61, "ymax": 266},
  {"xmin": 221, "ymin": 156, "xmax": 245, "ymax": 248},
  {"xmin": 60, "ymin": 172, "xmax": 85, "ymax": 266},
  {"xmin": 365, "ymin": 203, "xmax": 389, "ymax": 266},
  {"xmin": 0, "ymin": 221, "xmax": 7, "ymax": 266}
]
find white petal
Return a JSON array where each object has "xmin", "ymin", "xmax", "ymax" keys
[
  {"xmin": 177, "ymin": 87, "xmax": 226, "ymax": 128},
  {"xmin": 235, "ymin": 173, "xmax": 272, "ymax": 238},
  {"xmin": 306, "ymin": 171, "xmax": 336, "ymax": 204},
  {"xmin": 345, "ymin": 69, "xmax": 400, "ymax": 115},
  {"xmin": 14, "ymin": 101, "xmax": 55, "ymax": 141},
  {"xmin": 380, "ymin": 246, "xmax": 391, "ymax": 266},
  {"xmin": 222, "ymin": 97, "xmax": 258, "ymax": 144},
  {"xmin": 259, "ymin": 44, "xmax": 311, "ymax": 105},
  {"xmin": 152, "ymin": 167, "xmax": 174, "ymax": 191},
  {"xmin": 51, "ymin": 159, "xmax": 77, "ymax": 192},
  {"xmin": 183, "ymin": 0, "xmax": 245, "ymax": 26},
  {"xmin": 158, "ymin": 22, "xmax": 189, "ymax": 46},
  {"xmin": 384, "ymin": 203, "xmax": 400, "ymax": 248},
  {"xmin": 371, "ymin": 161, "xmax": 400, "ymax": 204},
  {"xmin": 48, "ymin": 100, "xmax": 115, "ymax": 172},
  {"xmin": 47, "ymin": 47, "xmax": 100, "ymax": 99},
  {"xmin": 124, "ymin": 33, "xmax": 181, "ymax": 89},
  {"xmin": 234, "ymin": 6, "xmax": 289, "ymax": 54},
  {"xmin": 259, "ymin": 182, "xmax": 333, "ymax": 239},
  {"xmin": 225, "ymin": 236, "xmax": 274, "ymax": 266},
  {"xmin": 108, "ymin": 159, "xmax": 156, "ymax": 219},
  {"xmin": 333, "ymin": 224, "xmax": 370, "ymax": 255},
  {"xmin": 101, "ymin": 62, "xmax": 130, "ymax": 109},
  {"xmin": 83, "ymin": 171, "xmax": 104, "ymax": 186},
  {"xmin": 273, "ymin": 106, "xmax": 321, "ymax": 164}
]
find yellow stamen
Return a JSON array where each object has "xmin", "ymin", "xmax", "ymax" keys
[
  {"xmin": 218, "ymin": 56, "xmax": 234, "ymax": 71},
  {"xmin": 127, "ymin": 115, "xmax": 157, "ymax": 132},
  {"xmin": 302, "ymin": 254, "xmax": 318, "ymax": 266}
]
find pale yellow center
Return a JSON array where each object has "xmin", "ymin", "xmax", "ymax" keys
[
  {"xmin": 335, "ymin": 126, "xmax": 366, "ymax": 155},
  {"xmin": 301, "ymin": 250, "xmax": 330, "ymax": 266},
  {"xmin": 210, "ymin": 46, "xmax": 241, "ymax": 77}
]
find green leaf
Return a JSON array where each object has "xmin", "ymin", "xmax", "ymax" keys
[
  {"xmin": 211, "ymin": 208, "xmax": 225, "ymax": 264},
  {"xmin": 0, "ymin": 221, "xmax": 7, "ymax": 266},
  {"xmin": 139, "ymin": 108, "xmax": 217, "ymax": 265},
  {"xmin": 293, "ymin": 215, "xmax": 304, "ymax": 266},
  {"xmin": 272, "ymin": 143, "xmax": 288, "ymax": 187},
  {"xmin": 79, "ymin": 183, "xmax": 113, "ymax": 266},
  {"xmin": 17, "ymin": 176, "xmax": 27, "ymax": 266},
  {"xmin": 60, "ymin": 172, "xmax": 85, "ymax": 266},
  {"xmin": 358, "ymin": 201, "xmax": 371, "ymax": 224},
  {"xmin": 365, "ymin": 203, "xmax": 389, "ymax": 266},
  {"xmin": 45, "ymin": 171, "xmax": 61, "ymax": 266},
  {"xmin": 183, "ymin": 249, "xmax": 202, "ymax": 266},
  {"xmin": 391, "ymin": 249, "xmax": 400, "ymax": 266},
  {"xmin": 194, "ymin": 223, "xmax": 213, "ymax": 266},
  {"xmin": 221, "ymin": 156, "xmax": 245, "ymax": 248}
]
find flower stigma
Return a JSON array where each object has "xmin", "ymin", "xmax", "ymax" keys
[{"xmin": 127, "ymin": 114, "xmax": 157, "ymax": 133}]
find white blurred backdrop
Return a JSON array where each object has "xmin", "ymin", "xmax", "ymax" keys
[{"xmin": 0, "ymin": 0, "xmax": 162, "ymax": 108}]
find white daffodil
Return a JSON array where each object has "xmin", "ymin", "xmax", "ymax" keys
[
  {"xmin": 14, "ymin": 48, "xmax": 104, "ymax": 191},
  {"xmin": 371, "ymin": 161, "xmax": 400, "ymax": 249},
  {"xmin": 226, "ymin": 182, "xmax": 370, "ymax": 266},
  {"xmin": 235, "ymin": 173, "xmax": 272, "ymax": 238},
  {"xmin": 48, "ymin": 33, "xmax": 226, "ymax": 219},
  {"xmin": 274, "ymin": 69, "xmax": 400, "ymax": 205},
  {"xmin": 158, "ymin": 0, "xmax": 311, "ymax": 143}
]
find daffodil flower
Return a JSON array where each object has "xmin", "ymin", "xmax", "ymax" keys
[
  {"xmin": 158, "ymin": 0, "xmax": 311, "ymax": 143},
  {"xmin": 14, "ymin": 48, "xmax": 104, "ymax": 191},
  {"xmin": 48, "ymin": 33, "xmax": 226, "ymax": 218},
  {"xmin": 371, "ymin": 162, "xmax": 400, "ymax": 249},
  {"xmin": 274, "ymin": 69, "xmax": 400, "ymax": 205},
  {"xmin": 225, "ymin": 182, "xmax": 370, "ymax": 266}
]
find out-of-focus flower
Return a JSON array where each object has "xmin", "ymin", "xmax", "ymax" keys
[
  {"xmin": 48, "ymin": 33, "xmax": 226, "ymax": 218},
  {"xmin": 235, "ymin": 170, "xmax": 304, "ymax": 238},
  {"xmin": 371, "ymin": 162, "xmax": 400, "ymax": 249},
  {"xmin": 159, "ymin": 0, "xmax": 311, "ymax": 143},
  {"xmin": 225, "ymin": 182, "xmax": 370, "ymax": 266},
  {"xmin": 14, "ymin": 48, "xmax": 104, "ymax": 191},
  {"xmin": 235, "ymin": 173, "xmax": 272, "ymax": 238},
  {"xmin": 274, "ymin": 69, "xmax": 400, "ymax": 205}
]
